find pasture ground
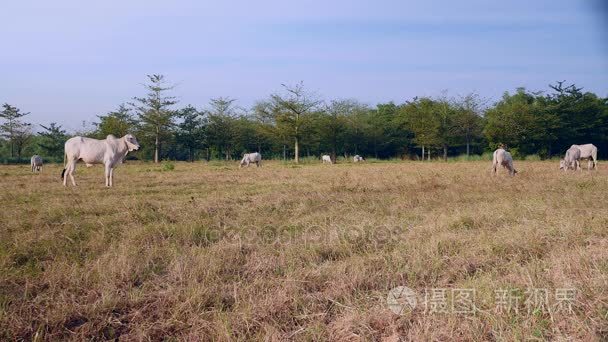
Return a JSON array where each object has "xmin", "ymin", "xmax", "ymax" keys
[{"xmin": 0, "ymin": 160, "xmax": 607, "ymax": 341}]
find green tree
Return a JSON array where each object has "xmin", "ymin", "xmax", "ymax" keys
[
  {"xmin": 484, "ymin": 88, "xmax": 549, "ymax": 157},
  {"xmin": 206, "ymin": 97, "xmax": 239, "ymax": 160},
  {"xmin": 175, "ymin": 105, "xmax": 206, "ymax": 162},
  {"xmin": 544, "ymin": 81, "xmax": 608, "ymax": 157},
  {"xmin": 38, "ymin": 123, "xmax": 67, "ymax": 160},
  {"xmin": 403, "ymin": 98, "xmax": 441, "ymax": 160},
  {"xmin": 342, "ymin": 102, "xmax": 372, "ymax": 157},
  {"xmin": 95, "ymin": 104, "xmax": 137, "ymax": 138},
  {"xmin": 452, "ymin": 93, "xmax": 485, "ymax": 157},
  {"xmin": 318, "ymin": 100, "xmax": 352, "ymax": 161},
  {"xmin": 252, "ymin": 100, "xmax": 290, "ymax": 159},
  {"xmin": 0, "ymin": 103, "xmax": 32, "ymax": 160},
  {"xmin": 130, "ymin": 75, "xmax": 178, "ymax": 163},
  {"xmin": 270, "ymin": 82, "xmax": 322, "ymax": 163}
]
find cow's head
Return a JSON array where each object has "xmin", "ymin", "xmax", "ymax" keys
[
  {"xmin": 124, "ymin": 134, "xmax": 140, "ymax": 151},
  {"xmin": 559, "ymin": 159, "xmax": 565, "ymax": 170}
]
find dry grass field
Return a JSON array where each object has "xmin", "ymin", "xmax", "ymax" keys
[{"xmin": 1, "ymin": 160, "xmax": 607, "ymax": 341}]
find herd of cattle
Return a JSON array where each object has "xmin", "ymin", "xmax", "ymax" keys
[{"xmin": 24, "ymin": 134, "xmax": 599, "ymax": 186}]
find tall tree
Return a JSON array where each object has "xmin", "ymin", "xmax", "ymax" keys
[
  {"xmin": 175, "ymin": 105, "xmax": 206, "ymax": 162},
  {"xmin": 319, "ymin": 100, "xmax": 351, "ymax": 161},
  {"xmin": 0, "ymin": 103, "xmax": 32, "ymax": 160},
  {"xmin": 38, "ymin": 123, "xmax": 67, "ymax": 160},
  {"xmin": 452, "ymin": 94, "xmax": 485, "ymax": 157},
  {"xmin": 95, "ymin": 104, "xmax": 137, "ymax": 138},
  {"xmin": 253, "ymin": 100, "xmax": 290, "ymax": 159},
  {"xmin": 404, "ymin": 98, "xmax": 441, "ymax": 160},
  {"xmin": 206, "ymin": 97, "xmax": 239, "ymax": 160},
  {"xmin": 342, "ymin": 102, "xmax": 371, "ymax": 157},
  {"xmin": 270, "ymin": 82, "xmax": 322, "ymax": 163},
  {"xmin": 484, "ymin": 88, "xmax": 543, "ymax": 156},
  {"xmin": 130, "ymin": 75, "xmax": 178, "ymax": 163}
]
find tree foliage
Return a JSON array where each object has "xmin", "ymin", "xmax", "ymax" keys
[
  {"xmin": 130, "ymin": 75, "xmax": 178, "ymax": 163},
  {"xmin": 1, "ymin": 80, "xmax": 606, "ymax": 164},
  {"xmin": 38, "ymin": 123, "xmax": 68, "ymax": 160},
  {"xmin": 0, "ymin": 103, "xmax": 32, "ymax": 160}
]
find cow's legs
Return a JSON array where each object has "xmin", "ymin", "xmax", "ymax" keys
[
  {"xmin": 65, "ymin": 161, "xmax": 77, "ymax": 186},
  {"xmin": 105, "ymin": 164, "xmax": 111, "ymax": 187},
  {"xmin": 62, "ymin": 162, "xmax": 69, "ymax": 186},
  {"xmin": 109, "ymin": 168, "xmax": 114, "ymax": 187}
]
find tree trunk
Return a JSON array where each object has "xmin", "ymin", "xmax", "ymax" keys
[
  {"xmin": 154, "ymin": 132, "xmax": 159, "ymax": 163},
  {"xmin": 443, "ymin": 145, "xmax": 448, "ymax": 161},
  {"xmin": 283, "ymin": 144, "xmax": 286, "ymax": 161},
  {"xmin": 466, "ymin": 139, "xmax": 470, "ymax": 157},
  {"xmin": 422, "ymin": 146, "xmax": 425, "ymax": 161},
  {"xmin": 427, "ymin": 148, "xmax": 430, "ymax": 161},
  {"xmin": 294, "ymin": 137, "xmax": 299, "ymax": 163}
]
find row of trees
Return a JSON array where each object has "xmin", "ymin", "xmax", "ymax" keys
[{"xmin": 1, "ymin": 76, "xmax": 607, "ymax": 164}]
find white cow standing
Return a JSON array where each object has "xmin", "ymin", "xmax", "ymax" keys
[
  {"xmin": 570, "ymin": 144, "xmax": 598, "ymax": 170},
  {"xmin": 353, "ymin": 155, "xmax": 364, "ymax": 162},
  {"xmin": 492, "ymin": 148, "xmax": 517, "ymax": 176},
  {"xmin": 31, "ymin": 155, "xmax": 43, "ymax": 172},
  {"xmin": 62, "ymin": 134, "xmax": 140, "ymax": 187},
  {"xmin": 560, "ymin": 146, "xmax": 581, "ymax": 171},
  {"xmin": 240, "ymin": 152, "xmax": 262, "ymax": 167},
  {"xmin": 322, "ymin": 155, "xmax": 332, "ymax": 164}
]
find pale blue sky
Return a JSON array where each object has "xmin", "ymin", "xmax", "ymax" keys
[{"xmin": 1, "ymin": 0, "xmax": 607, "ymax": 132}]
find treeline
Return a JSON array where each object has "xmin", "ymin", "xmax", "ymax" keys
[{"xmin": 1, "ymin": 76, "xmax": 607, "ymax": 164}]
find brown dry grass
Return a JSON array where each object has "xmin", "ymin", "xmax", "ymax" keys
[{"xmin": 0, "ymin": 160, "xmax": 607, "ymax": 341}]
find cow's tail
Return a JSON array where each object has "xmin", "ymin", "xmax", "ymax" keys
[{"xmin": 61, "ymin": 153, "xmax": 67, "ymax": 179}]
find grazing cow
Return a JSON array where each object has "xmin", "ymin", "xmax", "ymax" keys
[
  {"xmin": 492, "ymin": 148, "xmax": 517, "ymax": 176},
  {"xmin": 240, "ymin": 152, "xmax": 262, "ymax": 167},
  {"xmin": 322, "ymin": 155, "xmax": 332, "ymax": 164},
  {"xmin": 61, "ymin": 134, "xmax": 140, "ymax": 187},
  {"xmin": 570, "ymin": 144, "xmax": 598, "ymax": 170},
  {"xmin": 31, "ymin": 155, "xmax": 43, "ymax": 172},
  {"xmin": 353, "ymin": 155, "xmax": 364, "ymax": 162},
  {"xmin": 560, "ymin": 146, "xmax": 581, "ymax": 171}
]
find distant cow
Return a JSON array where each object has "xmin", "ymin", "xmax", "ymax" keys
[
  {"xmin": 240, "ymin": 152, "xmax": 262, "ymax": 167},
  {"xmin": 353, "ymin": 155, "xmax": 364, "ymax": 162},
  {"xmin": 492, "ymin": 148, "xmax": 517, "ymax": 176},
  {"xmin": 570, "ymin": 144, "xmax": 598, "ymax": 170},
  {"xmin": 61, "ymin": 134, "xmax": 140, "ymax": 187},
  {"xmin": 322, "ymin": 155, "xmax": 332, "ymax": 164},
  {"xmin": 560, "ymin": 146, "xmax": 581, "ymax": 171},
  {"xmin": 31, "ymin": 155, "xmax": 43, "ymax": 172}
]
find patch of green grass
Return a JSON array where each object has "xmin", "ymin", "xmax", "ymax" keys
[{"xmin": 162, "ymin": 161, "xmax": 175, "ymax": 171}]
